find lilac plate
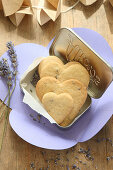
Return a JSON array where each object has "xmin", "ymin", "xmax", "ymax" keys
[{"xmin": 0, "ymin": 28, "xmax": 113, "ymax": 150}]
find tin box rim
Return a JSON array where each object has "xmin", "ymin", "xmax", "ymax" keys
[
  {"xmin": 49, "ymin": 27, "xmax": 113, "ymax": 98},
  {"xmin": 50, "ymin": 27, "xmax": 113, "ymax": 72},
  {"xmin": 49, "ymin": 27, "xmax": 113, "ymax": 129}
]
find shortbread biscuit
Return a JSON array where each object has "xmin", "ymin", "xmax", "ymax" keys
[
  {"xmin": 42, "ymin": 92, "xmax": 74, "ymax": 124},
  {"xmin": 36, "ymin": 77, "xmax": 87, "ymax": 126},
  {"xmin": 36, "ymin": 77, "xmax": 58, "ymax": 101},
  {"xmin": 47, "ymin": 0, "xmax": 59, "ymax": 8},
  {"xmin": 63, "ymin": 61, "xmax": 77, "ymax": 69},
  {"xmin": 38, "ymin": 56, "xmax": 63, "ymax": 75},
  {"xmin": 40, "ymin": 62, "xmax": 63, "ymax": 79},
  {"xmin": 58, "ymin": 62, "xmax": 89, "ymax": 87},
  {"xmin": 39, "ymin": 59, "xmax": 89, "ymax": 87},
  {"xmin": 40, "ymin": 61, "xmax": 75, "ymax": 79}
]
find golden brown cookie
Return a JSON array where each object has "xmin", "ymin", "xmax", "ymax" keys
[
  {"xmin": 59, "ymin": 79, "xmax": 87, "ymax": 126},
  {"xmin": 40, "ymin": 61, "xmax": 63, "ymax": 79},
  {"xmin": 36, "ymin": 77, "xmax": 87, "ymax": 126},
  {"xmin": 58, "ymin": 62, "xmax": 90, "ymax": 87},
  {"xmin": 39, "ymin": 59, "xmax": 89, "ymax": 87},
  {"xmin": 42, "ymin": 92, "xmax": 74, "ymax": 124},
  {"xmin": 63, "ymin": 61, "xmax": 77, "ymax": 69},
  {"xmin": 36, "ymin": 77, "xmax": 58, "ymax": 101},
  {"xmin": 38, "ymin": 56, "xmax": 63, "ymax": 75}
]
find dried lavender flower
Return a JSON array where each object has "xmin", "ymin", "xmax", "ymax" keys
[
  {"xmin": 0, "ymin": 41, "xmax": 18, "ymax": 155},
  {"xmin": 29, "ymin": 114, "xmax": 34, "ymax": 118},
  {"xmin": 6, "ymin": 41, "xmax": 17, "ymax": 76},
  {"xmin": 75, "ymin": 156, "xmax": 78, "ymax": 159},
  {"xmin": 33, "ymin": 118, "xmax": 37, "ymax": 121},
  {"xmin": 95, "ymin": 165, "xmax": 98, "ymax": 169},
  {"xmin": 66, "ymin": 165, "xmax": 70, "ymax": 170},
  {"xmin": 77, "ymin": 168, "xmax": 81, "ymax": 170},
  {"xmin": 54, "ymin": 160, "xmax": 57, "ymax": 164},
  {"xmin": 11, "ymin": 58, "xmax": 17, "ymax": 63},
  {"xmin": 83, "ymin": 162, "xmax": 87, "ymax": 165},
  {"xmin": 30, "ymin": 162, "xmax": 35, "ymax": 168},
  {"xmin": 79, "ymin": 160, "xmax": 82, "ymax": 163},
  {"xmin": 31, "ymin": 70, "xmax": 40, "ymax": 87},
  {"xmin": 7, "ymin": 80, "xmax": 12, "ymax": 86},
  {"xmin": 106, "ymin": 157, "xmax": 110, "ymax": 161},
  {"xmin": 72, "ymin": 164, "xmax": 76, "ymax": 169},
  {"xmin": 37, "ymin": 114, "xmax": 41, "ymax": 121},
  {"xmin": 12, "ymin": 62, "xmax": 17, "ymax": 68},
  {"xmin": 0, "ymin": 58, "xmax": 13, "ymax": 86}
]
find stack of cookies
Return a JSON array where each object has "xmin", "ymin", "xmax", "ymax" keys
[{"xmin": 36, "ymin": 56, "xmax": 90, "ymax": 127}]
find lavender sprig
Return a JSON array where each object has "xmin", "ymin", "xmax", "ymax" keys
[
  {"xmin": 0, "ymin": 59, "xmax": 12, "ymax": 153},
  {"xmin": 0, "ymin": 58, "xmax": 13, "ymax": 86},
  {"xmin": 0, "ymin": 41, "xmax": 17, "ymax": 103},
  {"xmin": 6, "ymin": 41, "xmax": 17, "ymax": 103},
  {"xmin": 0, "ymin": 57, "xmax": 13, "ymax": 113},
  {"xmin": 0, "ymin": 58, "xmax": 12, "ymax": 121},
  {"xmin": 6, "ymin": 41, "xmax": 17, "ymax": 76},
  {"xmin": 0, "ymin": 41, "xmax": 17, "ymax": 154}
]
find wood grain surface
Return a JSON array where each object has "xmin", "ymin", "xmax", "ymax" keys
[{"xmin": 0, "ymin": 0, "xmax": 113, "ymax": 169}]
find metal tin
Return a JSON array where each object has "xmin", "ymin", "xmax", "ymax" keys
[{"xmin": 49, "ymin": 28, "xmax": 113, "ymax": 128}]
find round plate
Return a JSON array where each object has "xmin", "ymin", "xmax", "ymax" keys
[{"xmin": 0, "ymin": 28, "xmax": 113, "ymax": 150}]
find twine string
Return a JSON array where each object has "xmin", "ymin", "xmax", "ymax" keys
[{"xmin": 61, "ymin": 0, "xmax": 80, "ymax": 13}]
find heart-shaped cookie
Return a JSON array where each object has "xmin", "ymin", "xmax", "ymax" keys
[
  {"xmin": 40, "ymin": 61, "xmax": 63, "ymax": 79},
  {"xmin": 36, "ymin": 77, "xmax": 87, "ymax": 126},
  {"xmin": 42, "ymin": 92, "xmax": 74, "ymax": 124},
  {"xmin": 38, "ymin": 56, "xmax": 64, "ymax": 75},
  {"xmin": 58, "ymin": 62, "xmax": 89, "ymax": 87},
  {"xmin": 39, "ymin": 57, "xmax": 89, "ymax": 87}
]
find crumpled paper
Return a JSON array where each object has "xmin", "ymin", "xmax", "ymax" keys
[
  {"xmin": 109, "ymin": 0, "xmax": 113, "ymax": 6},
  {"xmin": 0, "ymin": 0, "xmax": 98, "ymax": 26},
  {"xmin": 36, "ymin": 0, "xmax": 97, "ymax": 25},
  {"xmin": 1, "ymin": 0, "xmax": 33, "ymax": 26},
  {"xmin": 36, "ymin": 0, "xmax": 61, "ymax": 26},
  {"xmin": 0, "ymin": 0, "xmax": 2, "ymax": 10},
  {"xmin": 20, "ymin": 57, "xmax": 56, "ymax": 124},
  {"xmin": 47, "ymin": 0, "xmax": 59, "ymax": 8}
]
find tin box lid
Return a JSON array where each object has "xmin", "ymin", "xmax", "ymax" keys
[{"xmin": 49, "ymin": 28, "xmax": 113, "ymax": 99}]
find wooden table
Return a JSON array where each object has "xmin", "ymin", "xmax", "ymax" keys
[{"xmin": 0, "ymin": 0, "xmax": 113, "ymax": 169}]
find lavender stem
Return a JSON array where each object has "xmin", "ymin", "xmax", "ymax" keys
[
  {"xmin": 0, "ymin": 76, "xmax": 16, "ymax": 121},
  {"xmin": 0, "ymin": 86, "xmax": 10, "ymax": 153},
  {"xmin": 0, "ymin": 91, "xmax": 9, "ymax": 109}
]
